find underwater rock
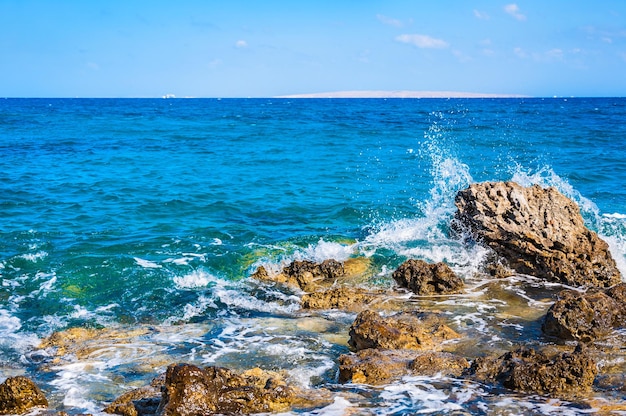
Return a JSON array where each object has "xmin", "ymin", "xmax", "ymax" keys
[
  {"xmin": 543, "ymin": 283, "xmax": 626, "ymax": 342},
  {"xmin": 0, "ymin": 376, "xmax": 48, "ymax": 415},
  {"xmin": 300, "ymin": 287, "xmax": 384, "ymax": 311},
  {"xmin": 252, "ymin": 259, "xmax": 346, "ymax": 292},
  {"xmin": 348, "ymin": 310, "xmax": 460, "ymax": 352},
  {"xmin": 392, "ymin": 259, "xmax": 464, "ymax": 295},
  {"xmin": 454, "ymin": 181, "xmax": 621, "ymax": 288},
  {"xmin": 155, "ymin": 364, "xmax": 294, "ymax": 416},
  {"xmin": 104, "ymin": 375, "xmax": 164, "ymax": 416},
  {"xmin": 466, "ymin": 344, "xmax": 597, "ymax": 395},
  {"xmin": 338, "ymin": 349, "xmax": 468, "ymax": 385}
]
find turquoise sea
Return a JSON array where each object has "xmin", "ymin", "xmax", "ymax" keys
[{"xmin": 1, "ymin": 97, "xmax": 625, "ymax": 414}]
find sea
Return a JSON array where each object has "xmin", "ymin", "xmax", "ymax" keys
[{"xmin": 1, "ymin": 97, "xmax": 625, "ymax": 415}]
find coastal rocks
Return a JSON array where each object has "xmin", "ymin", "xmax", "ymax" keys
[
  {"xmin": 466, "ymin": 344, "xmax": 597, "ymax": 395},
  {"xmin": 392, "ymin": 259, "xmax": 463, "ymax": 295},
  {"xmin": 543, "ymin": 283, "xmax": 626, "ymax": 342},
  {"xmin": 252, "ymin": 259, "xmax": 346, "ymax": 292},
  {"xmin": 454, "ymin": 181, "xmax": 621, "ymax": 287},
  {"xmin": 300, "ymin": 287, "xmax": 384, "ymax": 311},
  {"xmin": 104, "ymin": 375, "xmax": 164, "ymax": 416},
  {"xmin": 0, "ymin": 376, "xmax": 48, "ymax": 415},
  {"xmin": 347, "ymin": 310, "xmax": 460, "ymax": 352},
  {"xmin": 338, "ymin": 349, "xmax": 468, "ymax": 385}
]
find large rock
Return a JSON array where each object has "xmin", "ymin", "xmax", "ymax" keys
[
  {"xmin": 466, "ymin": 344, "xmax": 597, "ymax": 395},
  {"xmin": 338, "ymin": 349, "xmax": 468, "ymax": 385},
  {"xmin": 104, "ymin": 375, "xmax": 164, "ymax": 416},
  {"xmin": 347, "ymin": 310, "xmax": 459, "ymax": 352},
  {"xmin": 543, "ymin": 283, "xmax": 626, "ymax": 342},
  {"xmin": 392, "ymin": 259, "xmax": 463, "ymax": 295},
  {"xmin": 454, "ymin": 181, "xmax": 621, "ymax": 287},
  {"xmin": 0, "ymin": 376, "xmax": 48, "ymax": 415},
  {"xmin": 155, "ymin": 364, "xmax": 294, "ymax": 416}
]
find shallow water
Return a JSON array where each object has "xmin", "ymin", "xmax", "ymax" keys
[{"xmin": 1, "ymin": 97, "xmax": 625, "ymax": 414}]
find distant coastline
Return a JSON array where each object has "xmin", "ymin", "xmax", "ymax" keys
[{"xmin": 275, "ymin": 90, "xmax": 527, "ymax": 99}]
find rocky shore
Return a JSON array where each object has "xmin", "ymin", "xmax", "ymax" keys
[{"xmin": 4, "ymin": 181, "xmax": 625, "ymax": 415}]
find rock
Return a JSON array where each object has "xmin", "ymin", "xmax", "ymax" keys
[
  {"xmin": 252, "ymin": 259, "xmax": 346, "ymax": 292},
  {"xmin": 347, "ymin": 310, "xmax": 460, "ymax": 352},
  {"xmin": 0, "ymin": 376, "xmax": 48, "ymax": 415},
  {"xmin": 392, "ymin": 259, "xmax": 463, "ymax": 295},
  {"xmin": 466, "ymin": 344, "xmax": 597, "ymax": 395},
  {"xmin": 454, "ymin": 181, "xmax": 621, "ymax": 288},
  {"xmin": 156, "ymin": 363, "xmax": 294, "ymax": 416},
  {"xmin": 104, "ymin": 375, "xmax": 164, "ymax": 416},
  {"xmin": 543, "ymin": 283, "xmax": 626, "ymax": 342},
  {"xmin": 338, "ymin": 349, "xmax": 468, "ymax": 385},
  {"xmin": 300, "ymin": 287, "xmax": 384, "ymax": 311}
]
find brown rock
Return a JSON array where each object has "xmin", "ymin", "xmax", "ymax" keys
[
  {"xmin": 252, "ymin": 259, "xmax": 346, "ymax": 292},
  {"xmin": 155, "ymin": 364, "xmax": 294, "ymax": 416},
  {"xmin": 0, "ymin": 376, "xmax": 48, "ymax": 415},
  {"xmin": 104, "ymin": 385, "xmax": 161, "ymax": 416},
  {"xmin": 466, "ymin": 344, "xmax": 597, "ymax": 395},
  {"xmin": 347, "ymin": 310, "xmax": 459, "ymax": 352},
  {"xmin": 454, "ymin": 181, "xmax": 621, "ymax": 287},
  {"xmin": 300, "ymin": 287, "xmax": 383, "ymax": 311},
  {"xmin": 392, "ymin": 259, "xmax": 463, "ymax": 295},
  {"xmin": 338, "ymin": 349, "xmax": 469, "ymax": 385},
  {"xmin": 543, "ymin": 289, "xmax": 621, "ymax": 342}
]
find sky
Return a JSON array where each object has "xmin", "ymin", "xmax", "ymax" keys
[{"xmin": 1, "ymin": 1, "xmax": 626, "ymax": 97}]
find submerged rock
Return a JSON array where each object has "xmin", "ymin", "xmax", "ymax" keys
[
  {"xmin": 392, "ymin": 259, "xmax": 464, "ymax": 295},
  {"xmin": 0, "ymin": 376, "xmax": 48, "ymax": 415},
  {"xmin": 543, "ymin": 283, "xmax": 626, "ymax": 342},
  {"xmin": 338, "ymin": 349, "xmax": 468, "ymax": 385},
  {"xmin": 454, "ymin": 181, "xmax": 621, "ymax": 287},
  {"xmin": 348, "ymin": 310, "xmax": 460, "ymax": 352},
  {"xmin": 466, "ymin": 344, "xmax": 597, "ymax": 395},
  {"xmin": 104, "ymin": 375, "xmax": 164, "ymax": 416}
]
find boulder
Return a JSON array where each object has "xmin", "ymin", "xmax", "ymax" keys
[
  {"xmin": 466, "ymin": 344, "xmax": 597, "ymax": 395},
  {"xmin": 392, "ymin": 259, "xmax": 463, "ymax": 295},
  {"xmin": 543, "ymin": 283, "xmax": 626, "ymax": 342},
  {"xmin": 454, "ymin": 181, "xmax": 621, "ymax": 287},
  {"xmin": 252, "ymin": 259, "xmax": 346, "ymax": 292},
  {"xmin": 0, "ymin": 376, "xmax": 48, "ymax": 415},
  {"xmin": 300, "ymin": 287, "xmax": 383, "ymax": 311},
  {"xmin": 104, "ymin": 375, "xmax": 164, "ymax": 416},
  {"xmin": 338, "ymin": 349, "xmax": 468, "ymax": 385},
  {"xmin": 156, "ymin": 364, "xmax": 294, "ymax": 416},
  {"xmin": 347, "ymin": 310, "xmax": 459, "ymax": 352}
]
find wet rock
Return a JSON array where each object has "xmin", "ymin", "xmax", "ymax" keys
[
  {"xmin": 338, "ymin": 349, "xmax": 468, "ymax": 385},
  {"xmin": 301, "ymin": 287, "xmax": 384, "ymax": 311},
  {"xmin": 392, "ymin": 259, "xmax": 464, "ymax": 295},
  {"xmin": 543, "ymin": 283, "xmax": 626, "ymax": 342},
  {"xmin": 0, "ymin": 376, "xmax": 48, "ymax": 415},
  {"xmin": 466, "ymin": 344, "xmax": 597, "ymax": 395},
  {"xmin": 252, "ymin": 259, "xmax": 346, "ymax": 292},
  {"xmin": 104, "ymin": 375, "xmax": 164, "ymax": 416},
  {"xmin": 348, "ymin": 310, "xmax": 460, "ymax": 352},
  {"xmin": 454, "ymin": 181, "xmax": 621, "ymax": 288},
  {"xmin": 156, "ymin": 363, "xmax": 294, "ymax": 416}
]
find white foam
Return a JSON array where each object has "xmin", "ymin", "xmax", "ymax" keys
[
  {"xmin": 173, "ymin": 269, "xmax": 215, "ymax": 289},
  {"xmin": 605, "ymin": 213, "xmax": 626, "ymax": 219},
  {"xmin": 304, "ymin": 397, "xmax": 354, "ymax": 415},
  {"xmin": 296, "ymin": 239, "xmax": 356, "ymax": 263},
  {"xmin": 133, "ymin": 257, "xmax": 162, "ymax": 269},
  {"xmin": 19, "ymin": 251, "xmax": 48, "ymax": 262}
]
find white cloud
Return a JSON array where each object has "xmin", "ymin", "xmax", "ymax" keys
[
  {"xmin": 235, "ymin": 40, "xmax": 248, "ymax": 48},
  {"xmin": 395, "ymin": 34, "xmax": 449, "ymax": 49},
  {"xmin": 474, "ymin": 9, "xmax": 490, "ymax": 20},
  {"xmin": 504, "ymin": 4, "xmax": 526, "ymax": 21},
  {"xmin": 514, "ymin": 47, "xmax": 528, "ymax": 58},
  {"xmin": 377, "ymin": 14, "xmax": 403, "ymax": 27},
  {"xmin": 545, "ymin": 48, "xmax": 564, "ymax": 60}
]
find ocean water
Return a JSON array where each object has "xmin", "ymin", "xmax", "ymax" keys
[{"xmin": 1, "ymin": 97, "xmax": 625, "ymax": 414}]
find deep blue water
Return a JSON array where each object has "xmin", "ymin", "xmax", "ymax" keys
[{"xmin": 1, "ymin": 97, "xmax": 625, "ymax": 414}]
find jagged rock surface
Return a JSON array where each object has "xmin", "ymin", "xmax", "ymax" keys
[
  {"xmin": 454, "ymin": 181, "xmax": 621, "ymax": 287},
  {"xmin": 392, "ymin": 259, "xmax": 464, "ymax": 295},
  {"xmin": 347, "ymin": 310, "xmax": 459, "ymax": 352},
  {"xmin": 300, "ymin": 287, "xmax": 384, "ymax": 311},
  {"xmin": 0, "ymin": 376, "xmax": 48, "ymax": 415}
]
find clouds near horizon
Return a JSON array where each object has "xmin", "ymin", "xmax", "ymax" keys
[{"xmin": 395, "ymin": 34, "xmax": 449, "ymax": 49}]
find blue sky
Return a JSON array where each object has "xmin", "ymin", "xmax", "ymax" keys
[{"xmin": 1, "ymin": 1, "xmax": 625, "ymax": 97}]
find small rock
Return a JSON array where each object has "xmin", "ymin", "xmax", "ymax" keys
[
  {"xmin": 348, "ymin": 310, "xmax": 459, "ymax": 352},
  {"xmin": 0, "ymin": 376, "xmax": 48, "ymax": 415},
  {"xmin": 300, "ymin": 287, "xmax": 383, "ymax": 311},
  {"xmin": 392, "ymin": 259, "xmax": 463, "ymax": 295}
]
